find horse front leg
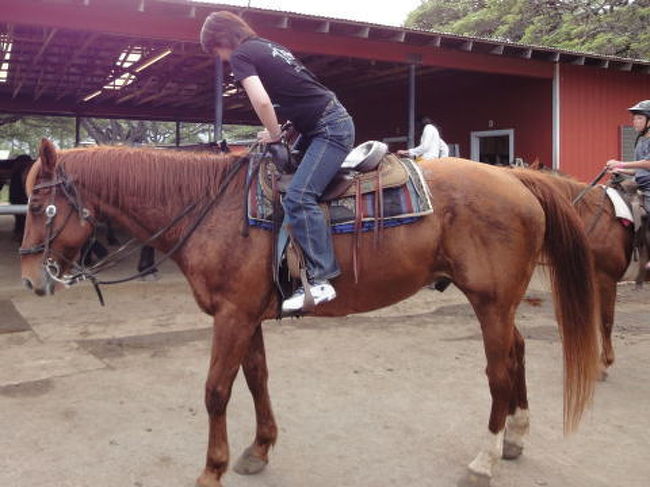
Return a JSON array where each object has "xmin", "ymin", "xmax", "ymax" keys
[
  {"xmin": 233, "ymin": 324, "xmax": 278, "ymax": 475},
  {"xmin": 196, "ymin": 312, "xmax": 258, "ymax": 487}
]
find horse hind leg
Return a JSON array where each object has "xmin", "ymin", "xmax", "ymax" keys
[
  {"xmin": 233, "ymin": 324, "xmax": 278, "ymax": 475},
  {"xmin": 458, "ymin": 298, "xmax": 518, "ymax": 487},
  {"xmin": 502, "ymin": 327, "xmax": 529, "ymax": 460},
  {"xmin": 597, "ymin": 274, "xmax": 617, "ymax": 378}
]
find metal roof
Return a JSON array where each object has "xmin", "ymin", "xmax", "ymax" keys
[{"xmin": 0, "ymin": 0, "xmax": 648, "ymax": 123}]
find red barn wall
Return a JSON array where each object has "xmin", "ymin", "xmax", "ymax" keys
[
  {"xmin": 350, "ymin": 71, "xmax": 552, "ymax": 167},
  {"xmin": 560, "ymin": 64, "xmax": 650, "ymax": 181}
]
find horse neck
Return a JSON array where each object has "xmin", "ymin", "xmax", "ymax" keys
[{"xmin": 62, "ymin": 149, "xmax": 245, "ymax": 252}]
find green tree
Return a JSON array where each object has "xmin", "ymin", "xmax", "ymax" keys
[
  {"xmin": 405, "ymin": 0, "xmax": 650, "ymax": 60},
  {"xmin": 0, "ymin": 116, "xmax": 75, "ymax": 157},
  {"xmin": 0, "ymin": 115, "xmax": 260, "ymax": 157}
]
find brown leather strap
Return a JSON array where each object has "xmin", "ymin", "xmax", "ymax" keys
[
  {"xmin": 370, "ymin": 163, "xmax": 385, "ymax": 248},
  {"xmin": 352, "ymin": 177, "xmax": 363, "ymax": 283}
]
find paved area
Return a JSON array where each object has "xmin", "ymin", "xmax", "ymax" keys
[{"xmin": 1, "ymin": 214, "xmax": 649, "ymax": 487}]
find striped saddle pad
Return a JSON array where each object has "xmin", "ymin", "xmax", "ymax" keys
[{"xmin": 247, "ymin": 154, "xmax": 433, "ymax": 234}]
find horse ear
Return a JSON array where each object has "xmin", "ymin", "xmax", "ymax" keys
[{"xmin": 38, "ymin": 138, "xmax": 57, "ymax": 175}]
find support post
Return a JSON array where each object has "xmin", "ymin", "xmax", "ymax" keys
[
  {"xmin": 408, "ymin": 63, "xmax": 416, "ymax": 148},
  {"xmin": 175, "ymin": 120, "xmax": 181, "ymax": 147},
  {"xmin": 75, "ymin": 116, "xmax": 81, "ymax": 146},
  {"xmin": 214, "ymin": 55, "xmax": 223, "ymax": 143}
]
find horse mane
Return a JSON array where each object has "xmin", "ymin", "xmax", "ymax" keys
[{"xmin": 55, "ymin": 146, "xmax": 246, "ymax": 211}]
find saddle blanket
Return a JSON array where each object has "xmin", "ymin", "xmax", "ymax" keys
[
  {"xmin": 247, "ymin": 157, "xmax": 433, "ymax": 234},
  {"xmin": 605, "ymin": 187, "xmax": 634, "ymax": 227}
]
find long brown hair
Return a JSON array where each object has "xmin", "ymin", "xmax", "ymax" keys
[{"xmin": 200, "ymin": 11, "xmax": 257, "ymax": 53}]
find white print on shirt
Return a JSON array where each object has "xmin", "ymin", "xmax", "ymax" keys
[{"xmin": 270, "ymin": 44, "xmax": 304, "ymax": 73}]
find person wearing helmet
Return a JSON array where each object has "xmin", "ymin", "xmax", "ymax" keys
[
  {"xmin": 200, "ymin": 11, "xmax": 355, "ymax": 313},
  {"xmin": 606, "ymin": 99, "xmax": 650, "ymax": 271}
]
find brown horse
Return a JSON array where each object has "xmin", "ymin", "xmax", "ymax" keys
[
  {"xmin": 20, "ymin": 140, "xmax": 600, "ymax": 487},
  {"xmin": 510, "ymin": 168, "xmax": 638, "ymax": 375}
]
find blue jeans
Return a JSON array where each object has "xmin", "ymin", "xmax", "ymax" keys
[
  {"xmin": 636, "ymin": 174, "xmax": 650, "ymax": 211},
  {"xmin": 283, "ymin": 99, "xmax": 355, "ymax": 281}
]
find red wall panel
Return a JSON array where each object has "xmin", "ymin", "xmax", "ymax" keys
[
  {"xmin": 560, "ymin": 64, "xmax": 650, "ymax": 181},
  {"xmin": 350, "ymin": 71, "xmax": 552, "ymax": 168}
]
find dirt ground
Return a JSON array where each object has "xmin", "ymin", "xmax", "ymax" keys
[{"xmin": 0, "ymin": 214, "xmax": 649, "ymax": 487}]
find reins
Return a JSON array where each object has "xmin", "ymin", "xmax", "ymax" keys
[{"xmin": 572, "ymin": 166, "xmax": 608, "ymax": 205}]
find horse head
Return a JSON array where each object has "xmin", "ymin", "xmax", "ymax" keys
[{"xmin": 20, "ymin": 138, "xmax": 97, "ymax": 295}]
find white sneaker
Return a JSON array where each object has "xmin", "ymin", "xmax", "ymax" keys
[{"xmin": 281, "ymin": 280, "xmax": 337, "ymax": 314}]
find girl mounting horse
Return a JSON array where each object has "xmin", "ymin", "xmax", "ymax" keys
[
  {"xmin": 20, "ymin": 140, "xmax": 600, "ymax": 487},
  {"xmin": 200, "ymin": 11, "xmax": 355, "ymax": 313}
]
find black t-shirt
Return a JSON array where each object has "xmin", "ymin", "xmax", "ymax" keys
[{"xmin": 230, "ymin": 37, "xmax": 334, "ymax": 133}]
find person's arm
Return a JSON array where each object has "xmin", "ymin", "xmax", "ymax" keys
[
  {"xmin": 438, "ymin": 139, "xmax": 449, "ymax": 158},
  {"xmin": 606, "ymin": 158, "xmax": 650, "ymax": 173},
  {"xmin": 240, "ymin": 75, "xmax": 282, "ymax": 143},
  {"xmin": 409, "ymin": 125, "xmax": 439, "ymax": 158}
]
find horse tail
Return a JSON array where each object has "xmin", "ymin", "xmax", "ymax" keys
[{"xmin": 511, "ymin": 169, "xmax": 600, "ymax": 433}]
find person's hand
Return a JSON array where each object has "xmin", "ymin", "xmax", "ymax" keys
[
  {"xmin": 257, "ymin": 126, "xmax": 282, "ymax": 144},
  {"xmin": 606, "ymin": 159, "xmax": 623, "ymax": 172},
  {"xmin": 397, "ymin": 149, "xmax": 410, "ymax": 157}
]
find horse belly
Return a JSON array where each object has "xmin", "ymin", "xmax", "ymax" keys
[{"xmin": 312, "ymin": 217, "xmax": 443, "ymax": 317}]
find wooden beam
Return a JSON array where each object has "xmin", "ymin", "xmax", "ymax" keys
[
  {"xmin": 490, "ymin": 44, "xmax": 504, "ymax": 55},
  {"xmin": 31, "ymin": 28, "xmax": 58, "ymax": 65},
  {"xmin": 428, "ymin": 36, "xmax": 441, "ymax": 48},
  {"xmin": 0, "ymin": 95, "xmax": 215, "ymax": 122},
  {"xmin": 315, "ymin": 21, "xmax": 330, "ymax": 34},
  {"xmin": 549, "ymin": 52, "xmax": 560, "ymax": 62},
  {"xmin": 392, "ymin": 31, "xmax": 406, "ymax": 43},
  {"xmin": 571, "ymin": 56, "xmax": 585, "ymax": 65},
  {"xmin": 352, "ymin": 26, "xmax": 370, "ymax": 39},
  {"xmin": 274, "ymin": 16, "xmax": 290, "ymax": 29},
  {"xmin": 12, "ymin": 66, "xmax": 24, "ymax": 99},
  {"xmin": 55, "ymin": 33, "xmax": 101, "ymax": 100},
  {"xmin": 461, "ymin": 41, "xmax": 473, "ymax": 52}
]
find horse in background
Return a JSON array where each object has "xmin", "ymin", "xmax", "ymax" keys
[
  {"xmin": 511, "ymin": 167, "xmax": 640, "ymax": 376},
  {"xmin": 1, "ymin": 154, "xmax": 34, "ymax": 241},
  {"xmin": 20, "ymin": 142, "xmax": 601, "ymax": 487}
]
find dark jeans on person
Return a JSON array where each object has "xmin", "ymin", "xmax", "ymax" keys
[
  {"xmin": 283, "ymin": 99, "xmax": 355, "ymax": 281},
  {"xmin": 636, "ymin": 173, "xmax": 650, "ymax": 211}
]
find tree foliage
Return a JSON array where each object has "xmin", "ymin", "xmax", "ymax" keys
[
  {"xmin": 0, "ymin": 116, "xmax": 259, "ymax": 159},
  {"xmin": 405, "ymin": 0, "xmax": 650, "ymax": 59}
]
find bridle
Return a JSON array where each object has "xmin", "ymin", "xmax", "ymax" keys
[
  {"xmin": 19, "ymin": 166, "xmax": 96, "ymax": 286},
  {"xmin": 18, "ymin": 147, "xmax": 257, "ymax": 304}
]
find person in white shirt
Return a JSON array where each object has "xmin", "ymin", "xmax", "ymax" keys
[{"xmin": 398, "ymin": 117, "xmax": 449, "ymax": 160}]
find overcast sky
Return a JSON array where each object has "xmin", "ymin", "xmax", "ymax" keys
[{"xmin": 195, "ymin": 0, "xmax": 425, "ymax": 27}]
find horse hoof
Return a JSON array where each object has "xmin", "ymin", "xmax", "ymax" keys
[
  {"xmin": 457, "ymin": 470, "xmax": 491, "ymax": 487},
  {"xmin": 502, "ymin": 440, "xmax": 524, "ymax": 460},
  {"xmin": 233, "ymin": 446, "xmax": 268, "ymax": 475},
  {"xmin": 196, "ymin": 471, "xmax": 222, "ymax": 487}
]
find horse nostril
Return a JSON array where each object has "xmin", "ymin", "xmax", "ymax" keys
[{"xmin": 22, "ymin": 278, "xmax": 33, "ymax": 290}]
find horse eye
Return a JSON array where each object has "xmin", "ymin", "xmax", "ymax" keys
[{"xmin": 29, "ymin": 203, "xmax": 42, "ymax": 214}]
